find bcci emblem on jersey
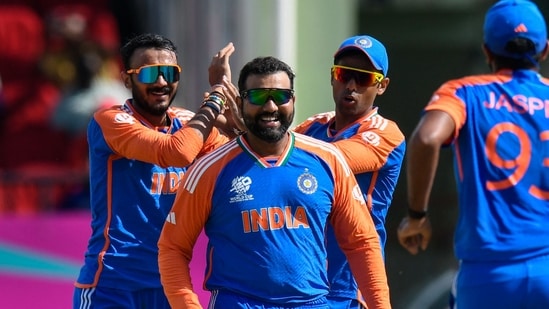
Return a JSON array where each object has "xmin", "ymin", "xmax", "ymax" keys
[{"xmin": 297, "ymin": 169, "xmax": 318, "ymax": 195}]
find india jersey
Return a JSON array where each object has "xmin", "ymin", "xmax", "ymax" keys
[
  {"xmin": 426, "ymin": 69, "xmax": 549, "ymax": 262},
  {"xmin": 293, "ymin": 107, "xmax": 405, "ymax": 300},
  {"xmin": 74, "ymin": 101, "xmax": 227, "ymax": 291},
  {"xmin": 158, "ymin": 132, "xmax": 389, "ymax": 308}
]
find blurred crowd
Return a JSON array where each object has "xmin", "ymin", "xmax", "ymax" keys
[{"xmin": 0, "ymin": 0, "xmax": 129, "ymax": 214}]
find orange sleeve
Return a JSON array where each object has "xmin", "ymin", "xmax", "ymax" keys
[
  {"xmin": 329, "ymin": 155, "xmax": 391, "ymax": 308},
  {"xmin": 292, "ymin": 111, "xmax": 333, "ymax": 133},
  {"xmin": 94, "ymin": 107, "xmax": 228, "ymax": 168},
  {"xmin": 424, "ymin": 78, "xmax": 470, "ymax": 142},
  {"xmin": 157, "ymin": 159, "xmax": 220, "ymax": 308},
  {"xmin": 332, "ymin": 120, "xmax": 404, "ymax": 174},
  {"xmin": 293, "ymin": 111, "xmax": 404, "ymax": 174},
  {"xmin": 198, "ymin": 126, "xmax": 229, "ymax": 158}
]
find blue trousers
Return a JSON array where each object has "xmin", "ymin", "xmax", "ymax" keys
[{"xmin": 454, "ymin": 254, "xmax": 549, "ymax": 309}]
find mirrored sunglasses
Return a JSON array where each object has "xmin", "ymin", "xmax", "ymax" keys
[
  {"xmin": 241, "ymin": 88, "xmax": 294, "ymax": 106},
  {"xmin": 126, "ymin": 64, "xmax": 181, "ymax": 84},
  {"xmin": 331, "ymin": 65, "xmax": 384, "ymax": 87}
]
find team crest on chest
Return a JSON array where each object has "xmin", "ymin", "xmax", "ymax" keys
[
  {"xmin": 297, "ymin": 169, "xmax": 318, "ymax": 195},
  {"xmin": 229, "ymin": 176, "xmax": 254, "ymax": 203}
]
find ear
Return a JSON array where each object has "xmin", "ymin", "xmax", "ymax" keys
[
  {"xmin": 376, "ymin": 78, "xmax": 390, "ymax": 95},
  {"xmin": 540, "ymin": 40, "xmax": 549, "ymax": 61},
  {"xmin": 121, "ymin": 71, "xmax": 132, "ymax": 89},
  {"xmin": 481, "ymin": 43, "xmax": 494, "ymax": 64},
  {"xmin": 236, "ymin": 95, "xmax": 243, "ymax": 114}
]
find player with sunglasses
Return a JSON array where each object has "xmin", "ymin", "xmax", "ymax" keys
[
  {"xmin": 294, "ymin": 35, "xmax": 406, "ymax": 309},
  {"xmin": 159, "ymin": 56, "xmax": 391, "ymax": 308},
  {"xmin": 73, "ymin": 33, "xmax": 240, "ymax": 309},
  {"xmin": 126, "ymin": 64, "xmax": 182, "ymax": 84}
]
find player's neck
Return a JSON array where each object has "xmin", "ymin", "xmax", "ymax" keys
[{"xmin": 243, "ymin": 132, "xmax": 290, "ymax": 158}]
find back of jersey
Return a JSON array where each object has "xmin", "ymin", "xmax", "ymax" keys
[{"xmin": 427, "ymin": 69, "xmax": 549, "ymax": 262}]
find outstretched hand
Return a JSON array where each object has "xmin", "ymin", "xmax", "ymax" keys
[
  {"xmin": 220, "ymin": 77, "xmax": 246, "ymax": 133},
  {"xmin": 204, "ymin": 42, "xmax": 245, "ymax": 138},
  {"xmin": 397, "ymin": 216, "xmax": 432, "ymax": 255},
  {"xmin": 208, "ymin": 42, "xmax": 235, "ymax": 86},
  {"xmin": 207, "ymin": 77, "xmax": 245, "ymax": 138}
]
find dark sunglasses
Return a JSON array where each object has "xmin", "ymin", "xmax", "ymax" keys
[
  {"xmin": 126, "ymin": 64, "xmax": 182, "ymax": 84},
  {"xmin": 331, "ymin": 65, "xmax": 384, "ymax": 87},
  {"xmin": 241, "ymin": 88, "xmax": 294, "ymax": 106}
]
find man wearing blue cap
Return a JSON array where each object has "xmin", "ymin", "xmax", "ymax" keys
[
  {"xmin": 294, "ymin": 35, "xmax": 405, "ymax": 308},
  {"xmin": 397, "ymin": 0, "xmax": 549, "ymax": 308}
]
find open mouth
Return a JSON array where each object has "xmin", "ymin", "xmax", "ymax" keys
[
  {"xmin": 342, "ymin": 95, "xmax": 357, "ymax": 104},
  {"xmin": 259, "ymin": 115, "xmax": 279, "ymax": 127},
  {"xmin": 149, "ymin": 87, "xmax": 170, "ymax": 97}
]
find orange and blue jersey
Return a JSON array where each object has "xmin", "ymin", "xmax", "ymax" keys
[
  {"xmin": 293, "ymin": 107, "xmax": 405, "ymax": 301},
  {"xmin": 158, "ymin": 132, "xmax": 390, "ymax": 308},
  {"xmin": 425, "ymin": 69, "xmax": 549, "ymax": 262},
  {"xmin": 74, "ymin": 100, "xmax": 227, "ymax": 291}
]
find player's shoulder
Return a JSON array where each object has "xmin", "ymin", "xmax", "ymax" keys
[
  {"xmin": 94, "ymin": 103, "xmax": 126, "ymax": 115},
  {"xmin": 294, "ymin": 132, "xmax": 345, "ymax": 160},
  {"xmin": 93, "ymin": 104, "xmax": 132, "ymax": 122},
  {"xmin": 294, "ymin": 131, "xmax": 337, "ymax": 150},
  {"xmin": 441, "ymin": 73, "xmax": 508, "ymax": 90},
  {"xmin": 305, "ymin": 111, "xmax": 335, "ymax": 123},
  {"xmin": 183, "ymin": 139, "xmax": 241, "ymax": 192},
  {"xmin": 294, "ymin": 133, "xmax": 351, "ymax": 170},
  {"xmin": 359, "ymin": 113, "xmax": 403, "ymax": 134},
  {"xmin": 191, "ymin": 138, "xmax": 241, "ymax": 172},
  {"xmin": 298, "ymin": 111, "xmax": 335, "ymax": 126},
  {"xmin": 167, "ymin": 106, "xmax": 195, "ymax": 123},
  {"xmin": 293, "ymin": 111, "xmax": 334, "ymax": 133},
  {"xmin": 540, "ymin": 75, "xmax": 549, "ymax": 85},
  {"xmin": 357, "ymin": 111, "xmax": 405, "ymax": 139}
]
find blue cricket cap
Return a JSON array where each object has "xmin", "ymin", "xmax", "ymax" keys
[
  {"xmin": 483, "ymin": 0, "xmax": 547, "ymax": 59},
  {"xmin": 334, "ymin": 35, "xmax": 389, "ymax": 76}
]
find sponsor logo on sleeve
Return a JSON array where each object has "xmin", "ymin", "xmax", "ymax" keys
[{"xmin": 114, "ymin": 113, "xmax": 136, "ymax": 124}]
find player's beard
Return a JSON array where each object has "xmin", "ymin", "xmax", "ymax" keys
[
  {"xmin": 131, "ymin": 86, "xmax": 177, "ymax": 116},
  {"xmin": 243, "ymin": 110, "xmax": 293, "ymax": 143}
]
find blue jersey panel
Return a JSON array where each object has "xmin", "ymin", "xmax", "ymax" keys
[
  {"xmin": 438, "ymin": 70, "xmax": 549, "ymax": 261},
  {"xmin": 203, "ymin": 147, "xmax": 336, "ymax": 303},
  {"xmin": 77, "ymin": 117, "xmax": 188, "ymax": 291}
]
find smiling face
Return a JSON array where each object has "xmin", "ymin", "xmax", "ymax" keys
[
  {"xmin": 240, "ymin": 71, "xmax": 295, "ymax": 144},
  {"xmin": 331, "ymin": 50, "xmax": 389, "ymax": 129},
  {"xmin": 122, "ymin": 47, "xmax": 179, "ymax": 118}
]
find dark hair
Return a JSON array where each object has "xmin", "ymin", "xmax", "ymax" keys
[
  {"xmin": 120, "ymin": 33, "xmax": 178, "ymax": 70},
  {"xmin": 489, "ymin": 37, "xmax": 543, "ymax": 70},
  {"xmin": 333, "ymin": 49, "xmax": 364, "ymax": 65},
  {"xmin": 237, "ymin": 56, "xmax": 295, "ymax": 92}
]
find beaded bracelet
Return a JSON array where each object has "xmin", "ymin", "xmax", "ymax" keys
[
  {"xmin": 207, "ymin": 93, "xmax": 225, "ymax": 107},
  {"xmin": 201, "ymin": 101, "xmax": 221, "ymax": 114}
]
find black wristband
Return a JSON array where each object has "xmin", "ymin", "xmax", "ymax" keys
[{"xmin": 408, "ymin": 208, "xmax": 428, "ymax": 219}]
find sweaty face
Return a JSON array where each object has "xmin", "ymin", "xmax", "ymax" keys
[
  {"xmin": 125, "ymin": 48, "xmax": 179, "ymax": 117},
  {"xmin": 241, "ymin": 72, "xmax": 294, "ymax": 143},
  {"xmin": 331, "ymin": 54, "xmax": 386, "ymax": 121}
]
